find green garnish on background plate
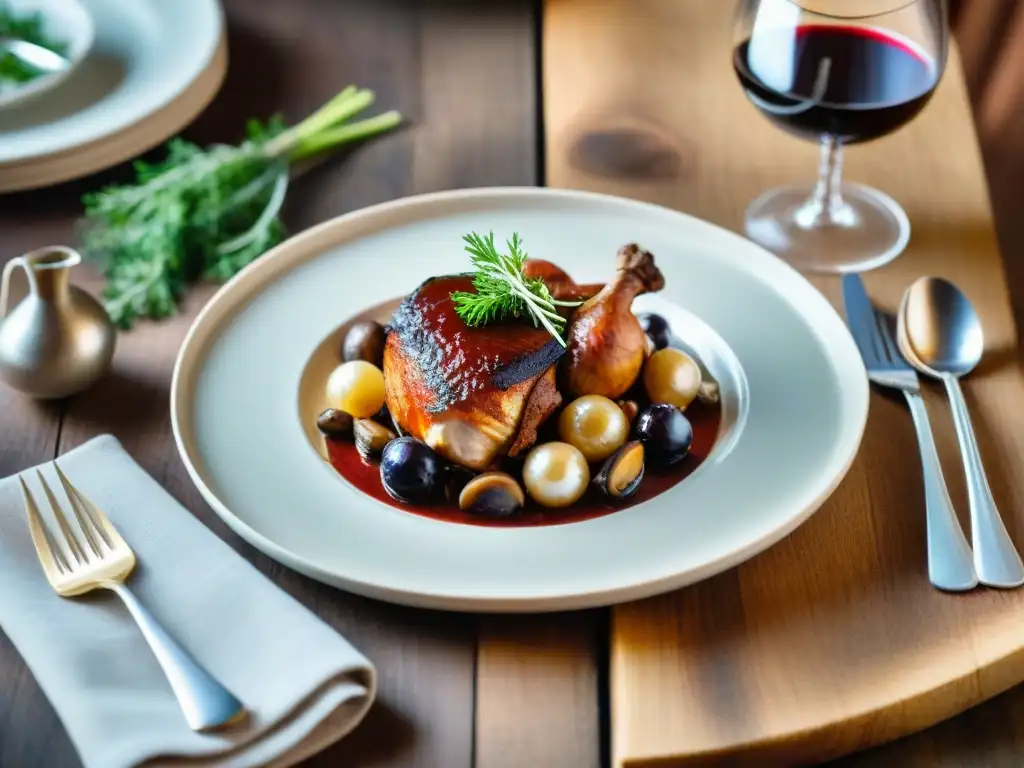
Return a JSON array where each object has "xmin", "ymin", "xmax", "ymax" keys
[
  {"xmin": 0, "ymin": 4, "xmax": 67, "ymax": 84},
  {"xmin": 451, "ymin": 231, "xmax": 582, "ymax": 347}
]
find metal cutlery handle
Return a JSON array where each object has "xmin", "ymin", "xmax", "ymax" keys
[
  {"xmin": 904, "ymin": 391, "xmax": 977, "ymax": 591},
  {"xmin": 942, "ymin": 374, "xmax": 1024, "ymax": 588},
  {"xmin": 106, "ymin": 582, "xmax": 245, "ymax": 731}
]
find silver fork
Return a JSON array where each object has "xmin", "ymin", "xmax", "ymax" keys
[
  {"xmin": 19, "ymin": 464, "xmax": 246, "ymax": 731},
  {"xmin": 842, "ymin": 274, "xmax": 977, "ymax": 591}
]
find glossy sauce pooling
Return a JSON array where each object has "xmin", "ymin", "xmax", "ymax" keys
[
  {"xmin": 325, "ymin": 400, "xmax": 722, "ymax": 528},
  {"xmin": 387, "ymin": 275, "xmax": 565, "ymax": 413}
]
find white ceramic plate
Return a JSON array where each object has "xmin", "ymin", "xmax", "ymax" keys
[
  {"xmin": 0, "ymin": 0, "xmax": 94, "ymax": 109},
  {"xmin": 171, "ymin": 188, "xmax": 869, "ymax": 612},
  {"xmin": 0, "ymin": 0, "xmax": 221, "ymax": 164}
]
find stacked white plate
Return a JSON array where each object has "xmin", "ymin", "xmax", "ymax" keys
[{"xmin": 0, "ymin": 0, "xmax": 227, "ymax": 193}]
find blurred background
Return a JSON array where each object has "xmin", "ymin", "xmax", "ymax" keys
[{"xmin": 951, "ymin": 1, "xmax": 1024, "ymax": 313}]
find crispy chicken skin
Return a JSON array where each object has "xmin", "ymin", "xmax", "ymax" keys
[{"xmin": 383, "ymin": 275, "xmax": 564, "ymax": 470}]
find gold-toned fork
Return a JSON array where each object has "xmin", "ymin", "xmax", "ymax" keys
[{"xmin": 19, "ymin": 464, "xmax": 246, "ymax": 731}]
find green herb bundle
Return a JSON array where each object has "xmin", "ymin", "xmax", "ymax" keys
[{"xmin": 80, "ymin": 86, "xmax": 401, "ymax": 328}]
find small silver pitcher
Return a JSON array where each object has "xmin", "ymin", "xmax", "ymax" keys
[{"xmin": 0, "ymin": 246, "xmax": 116, "ymax": 399}]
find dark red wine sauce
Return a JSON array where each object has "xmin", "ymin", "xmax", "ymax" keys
[{"xmin": 324, "ymin": 401, "xmax": 722, "ymax": 528}]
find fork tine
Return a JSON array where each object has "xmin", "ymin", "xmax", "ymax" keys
[
  {"xmin": 54, "ymin": 463, "xmax": 127, "ymax": 552},
  {"xmin": 841, "ymin": 273, "xmax": 883, "ymax": 368},
  {"xmin": 874, "ymin": 311, "xmax": 900, "ymax": 363},
  {"xmin": 871, "ymin": 311, "xmax": 889, "ymax": 361},
  {"xmin": 19, "ymin": 476, "xmax": 70, "ymax": 575},
  {"xmin": 872, "ymin": 309, "xmax": 905, "ymax": 366},
  {"xmin": 53, "ymin": 464, "xmax": 106, "ymax": 555},
  {"xmin": 35, "ymin": 469, "xmax": 86, "ymax": 565}
]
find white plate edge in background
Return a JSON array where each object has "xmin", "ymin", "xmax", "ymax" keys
[
  {"xmin": 0, "ymin": 0, "xmax": 95, "ymax": 109},
  {"xmin": 0, "ymin": 0, "xmax": 223, "ymax": 164}
]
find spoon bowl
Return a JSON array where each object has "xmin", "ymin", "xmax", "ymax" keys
[{"xmin": 897, "ymin": 276, "xmax": 983, "ymax": 377}]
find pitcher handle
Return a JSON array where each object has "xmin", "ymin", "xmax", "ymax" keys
[{"xmin": 0, "ymin": 256, "xmax": 28, "ymax": 318}]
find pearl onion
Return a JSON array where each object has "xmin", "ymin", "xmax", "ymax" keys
[
  {"xmin": 643, "ymin": 348, "xmax": 702, "ymax": 410},
  {"xmin": 325, "ymin": 360, "xmax": 386, "ymax": 418},
  {"xmin": 558, "ymin": 395, "xmax": 629, "ymax": 462},
  {"xmin": 522, "ymin": 442, "xmax": 590, "ymax": 508}
]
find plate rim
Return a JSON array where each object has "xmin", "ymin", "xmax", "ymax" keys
[
  {"xmin": 0, "ymin": 26, "xmax": 227, "ymax": 192},
  {"xmin": 0, "ymin": 0, "xmax": 96, "ymax": 110},
  {"xmin": 170, "ymin": 186, "xmax": 870, "ymax": 612}
]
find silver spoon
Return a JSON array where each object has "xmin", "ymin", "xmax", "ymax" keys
[
  {"xmin": 0, "ymin": 37, "xmax": 69, "ymax": 75},
  {"xmin": 897, "ymin": 276, "xmax": 1024, "ymax": 588}
]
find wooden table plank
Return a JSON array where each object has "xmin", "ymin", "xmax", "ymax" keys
[
  {"xmin": 828, "ymin": 681, "xmax": 1024, "ymax": 767},
  {"xmin": 414, "ymin": 5, "xmax": 604, "ymax": 768},
  {"xmin": 543, "ymin": 0, "xmax": 1024, "ymax": 765},
  {"xmin": 0, "ymin": 198, "xmax": 73, "ymax": 477},
  {"xmin": 0, "ymin": 1, "xmax": 540, "ymax": 765},
  {"xmin": 476, "ymin": 612, "xmax": 603, "ymax": 768}
]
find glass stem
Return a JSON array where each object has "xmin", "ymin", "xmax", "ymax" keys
[
  {"xmin": 795, "ymin": 135, "xmax": 856, "ymax": 229},
  {"xmin": 814, "ymin": 135, "xmax": 844, "ymax": 217}
]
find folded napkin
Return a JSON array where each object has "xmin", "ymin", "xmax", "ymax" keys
[{"xmin": 0, "ymin": 435, "xmax": 376, "ymax": 768}]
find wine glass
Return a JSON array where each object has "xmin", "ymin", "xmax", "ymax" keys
[{"xmin": 733, "ymin": 0, "xmax": 948, "ymax": 273}]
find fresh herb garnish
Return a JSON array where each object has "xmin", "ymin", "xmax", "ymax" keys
[
  {"xmin": 450, "ymin": 231, "xmax": 581, "ymax": 346},
  {"xmin": 79, "ymin": 86, "xmax": 401, "ymax": 328},
  {"xmin": 0, "ymin": 4, "xmax": 68, "ymax": 84}
]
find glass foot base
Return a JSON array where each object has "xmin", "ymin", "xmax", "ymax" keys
[{"xmin": 744, "ymin": 182, "xmax": 911, "ymax": 274}]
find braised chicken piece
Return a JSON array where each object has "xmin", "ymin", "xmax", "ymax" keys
[
  {"xmin": 382, "ymin": 246, "xmax": 663, "ymax": 470},
  {"xmin": 561, "ymin": 244, "xmax": 665, "ymax": 399},
  {"xmin": 383, "ymin": 275, "xmax": 564, "ymax": 471}
]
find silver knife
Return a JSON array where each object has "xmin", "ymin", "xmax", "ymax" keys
[{"xmin": 841, "ymin": 274, "xmax": 977, "ymax": 592}]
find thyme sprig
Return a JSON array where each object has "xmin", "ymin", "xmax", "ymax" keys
[{"xmin": 450, "ymin": 232, "xmax": 581, "ymax": 346}]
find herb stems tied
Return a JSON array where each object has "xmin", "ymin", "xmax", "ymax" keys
[
  {"xmin": 451, "ymin": 232, "xmax": 581, "ymax": 346},
  {"xmin": 81, "ymin": 86, "xmax": 402, "ymax": 329}
]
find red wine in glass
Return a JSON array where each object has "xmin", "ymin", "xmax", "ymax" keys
[
  {"xmin": 732, "ymin": 0, "xmax": 949, "ymax": 274},
  {"xmin": 734, "ymin": 25, "xmax": 940, "ymax": 144}
]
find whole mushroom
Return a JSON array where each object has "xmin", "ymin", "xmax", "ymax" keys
[{"xmin": 342, "ymin": 320, "xmax": 387, "ymax": 368}]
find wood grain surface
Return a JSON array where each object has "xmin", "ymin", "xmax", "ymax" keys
[
  {"xmin": 5, "ymin": 1, "xmax": 1024, "ymax": 766},
  {"xmin": 543, "ymin": 0, "xmax": 1024, "ymax": 765},
  {"xmin": 0, "ymin": 2, "xmax": 547, "ymax": 766}
]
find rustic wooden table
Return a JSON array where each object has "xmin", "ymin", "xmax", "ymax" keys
[{"xmin": 2, "ymin": 1, "xmax": 1023, "ymax": 766}]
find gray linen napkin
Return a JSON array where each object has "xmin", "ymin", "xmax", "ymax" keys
[{"xmin": 0, "ymin": 435, "xmax": 376, "ymax": 768}]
